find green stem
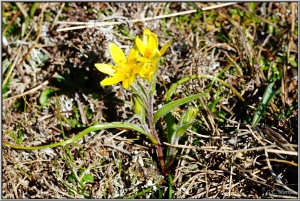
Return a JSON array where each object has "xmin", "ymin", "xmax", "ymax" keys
[
  {"xmin": 149, "ymin": 94, "xmax": 166, "ymax": 175},
  {"xmin": 3, "ymin": 122, "xmax": 149, "ymax": 150},
  {"xmin": 144, "ymin": 80, "xmax": 167, "ymax": 175}
]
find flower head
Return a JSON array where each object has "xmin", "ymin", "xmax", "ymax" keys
[
  {"xmin": 138, "ymin": 63, "xmax": 155, "ymax": 81},
  {"xmin": 135, "ymin": 28, "xmax": 172, "ymax": 80},
  {"xmin": 95, "ymin": 43, "xmax": 143, "ymax": 89}
]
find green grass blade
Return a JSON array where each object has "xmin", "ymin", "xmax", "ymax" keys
[
  {"xmin": 252, "ymin": 82, "xmax": 280, "ymax": 127},
  {"xmin": 124, "ymin": 186, "xmax": 153, "ymax": 199},
  {"xmin": 168, "ymin": 173, "xmax": 173, "ymax": 199}
]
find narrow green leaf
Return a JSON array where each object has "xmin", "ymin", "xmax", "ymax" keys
[
  {"xmin": 252, "ymin": 82, "xmax": 280, "ymax": 127},
  {"xmin": 30, "ymin": 3, "xmax": 40, "ymax": 17},
  {"xmin": 164, "ymin": 75, "xmax": 199, "ymax": 146},
  {"xmin": 154, "ymin": 91, "xmax": 207, "ymax": 125},
  {"xmin": 168, "ymin": 174, "xmax": 173, "ymax": 199},
  {"xmin": 210, "ymin": 96, "xmax": 223, "ymax": 113},
  {"xmin": 165, "ymin": 112, "xmax": 177, "ymax": 143},
  {"xmin": 3, "ymin": 122, "xmax": 155, "ymax": 150},
  {"xmin": 124, "ymin": 187, "xmax": 153, "ymax": 199},
  {"xmin": 175, "ymin": 122, "xmax": 194, "ymax": 137},
  {"xmin": 133, "ymin": 94, "xmax": 146, "ymax": 123}
]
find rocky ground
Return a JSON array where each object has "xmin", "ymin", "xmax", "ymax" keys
[{"xmin": 2, "ymin": 2, "xmax": 298, "ymax": 198}]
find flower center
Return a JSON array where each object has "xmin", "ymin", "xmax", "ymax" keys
[{"xmin": 144, "ymin": 49, "xmax": 152, "ymax": 58}]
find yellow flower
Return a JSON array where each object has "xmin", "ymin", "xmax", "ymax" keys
[
  {"xmin": 95, "ymin": 43, "xmax": 143, "ymax": 89},
  {"xmin": 135, "ymin": 28, "xmax": 172, "ymax": 80},
  {"xmin": 138, "ymin": 63, "xmax": 155, "ymax": 82}
]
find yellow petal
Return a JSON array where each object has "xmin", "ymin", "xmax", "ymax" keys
[
  {"xmin": 139, "ymin": 67, "xmax": 154, "ymax": 81},
  {"xmin": 100, "ymin": 76, "xmax": 123, "ymax": 86},
  {"xmin": 122, "ymin": 76, "xmax": 135, "ymax": 89},
  {"xmin": 135, "ymin": 36, "xmax": 147, "ymax": 57},
  {"xmin": 133, "ymin": 62, "xmax": 144, "ymax": 74},
  {"xmin": 148, "ymin": 32, "xmax": 158, "ymax": 51},
  {"xmin": 143, "ymin": 28, "xmax": 151, "ymax": 45},
  {"xmin": 138, "ymin": 70, "xmax": 145, "ymax": 78},
  {"xmin": 143, "ymin": 28, "xmax": 158, "ymax": 51},
  {"xmin": 143, "ymin": 28, "xmax": 151, "ymax": 36},
  {"xmin": 109, "ymin": 43, "xmax": 127, "ymax": 64},
  {"xmin": 137, "ymin": 57, "xmax": 151, "ymax": 63},
  {"xmin": 95, "ymin": 63, "xmax": 116, "ymax": 76},
  {"xmin": 160, "ymin": 41, "xmax": 172, "ymax": 56},
  {"xmin": 127, "ymin": 45, "xmax": 139, "ymax": 66}
]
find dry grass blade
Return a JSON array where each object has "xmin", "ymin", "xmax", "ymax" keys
[
  {"xmin": 3, "ymin": 10, "xmax": 21, "ymax": 34},
  {"xmin": 265, "ymin": 149, "xmax": 297, "ymax": 156},
  {"xmin": 264, "ymin": 149, "xmax": 298, "ymax": 196},
  {"xmin": 56, "ymin": 3, "xmax": 238, "ymax": 32},
  {"xmin": 56, "ymin": 21, "xmax": 122, "ymax": 32},
  {"xmin": 51, "ymin": 2, "xmax": 65, "ymax": 30},
  {"xmin": 3, "ymin": 73, "xmax": 57, "ymax": 102},
  {"xmin": 259, "ymin": 158, "xmax": 297, "ymax": 166},
  {"xmin": 9, "ymin": 3, "xmax": 46, "ymax": 85},
  {"xmin": 164, "ymin": 142, "xmax": 297, "ymax": 155},
  {"xmin": 103, "ymin": 144, "xmax": 131, "ymax": 155},
  {"xmin": 268, "ymin": 194, "xmax": 298, "ymax": 199},
  {"xmin": 201, "ymin": 2, "xmax": 238, "ymax": 10},
  {"xmin": 42, "ymin": 177, "xmax": 77, "ymax": 198},
  {"xmin": 15, "ymin": 3, "xmax": 28, "ymax": 18},
  {"xmin": 2, "ymin": 48, "xmax": 22, "ymax": 88},
  {"xmin": 234, "ymin": 4, "xmax": 284, "ymax": 30},
  {"xmin": 258, "ymin": 125, "xmax": 296, "ymax": 152}
]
